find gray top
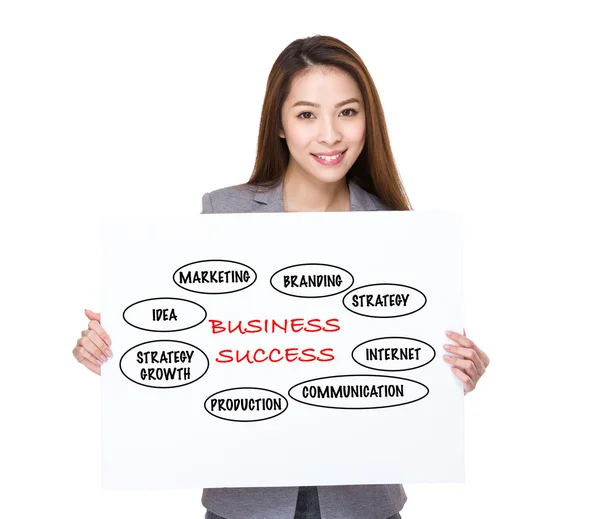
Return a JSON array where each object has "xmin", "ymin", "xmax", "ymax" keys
[
  {"xmin": 200, "ymin": 178, "xmax": 407, "ymax": 519},
  {"xmin": 201, "ymin": 177, "xmax": 390, "ymax": 214}
]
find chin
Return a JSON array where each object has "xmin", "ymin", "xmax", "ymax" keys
[
  {"xmin": 308, "ymin": 159, "xmax": 355, "ymax": 185},
  {"xmin": 309, "ymin": 169, "xmax": 349, "ymax": 185}
]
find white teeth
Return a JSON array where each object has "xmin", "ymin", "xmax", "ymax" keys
[{"xmin": 316, "ymin": 152, "xmax": 342, "ymax": 161}]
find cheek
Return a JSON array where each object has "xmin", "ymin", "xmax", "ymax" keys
[
  {"xmin": 285, "ymin": 123, "xmax": 314, "ymax": 151},
  {"xmin": 346, "ymin": 120, "xmax": 366, "ymax": 146}
]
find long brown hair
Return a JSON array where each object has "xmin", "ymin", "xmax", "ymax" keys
[{"xmin": 247, "ymin": 35, "xmax": 412, "ymax": 211}]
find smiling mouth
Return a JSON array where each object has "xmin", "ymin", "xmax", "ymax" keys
[{"xmin": 310, "ymin": 150, "xmax": 347, "ymax": 162}]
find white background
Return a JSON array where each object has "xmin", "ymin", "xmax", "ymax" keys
[{"xmin": 1, "ymin": 1, "xmax": 598, "ymax": 518}]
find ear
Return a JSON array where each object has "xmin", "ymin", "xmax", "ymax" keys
[{"xmin": 279, "ymin": 128, "xmax": 285, "ymax": 139}]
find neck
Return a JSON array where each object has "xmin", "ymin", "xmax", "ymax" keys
[{"xmin": 282, "ymin": 168, "xmax": 350, "ymax": 213}]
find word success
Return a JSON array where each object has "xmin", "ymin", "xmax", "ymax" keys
[{"xmin": 216, "ymin": 347, "xmax": 334, "ymax": 364}]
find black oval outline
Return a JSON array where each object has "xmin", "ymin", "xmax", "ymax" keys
[
  {"xmin": 269, "ymin": 262, "xmax": 355, "ymax": 298},
  {"xmin": 172, "ymin": 259, "xmax": 257, "ymax": 295},
  {"xmin": 204, "ymin": 387, "xmax": 289, "ymax": 422},
  {"xmin": 122, "ymin": 297, "xmax": 207, "ymax": 332},
  {"xmin": 287, "ymin": 374, "xmax": 429, "ymax": 410},
  {"xmin": 351, "ymin": 337, "xmax": 436, "ymax": 372},
  {"xmin": 342, "ymin": 283, "xmax": 427, "ymax": 318},
  {"xmin": 119, "ymin": 339, "xmax": 209, "ymax": 389}
]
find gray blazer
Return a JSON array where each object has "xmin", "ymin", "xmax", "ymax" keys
[{"xmin": 200, "ymin": 179, "xmax": 407, "ymax": 519}]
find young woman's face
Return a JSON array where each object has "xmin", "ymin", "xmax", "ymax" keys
[{"xmin": 279, "ymin": 66, "xmax": 366, "ymax": 185}]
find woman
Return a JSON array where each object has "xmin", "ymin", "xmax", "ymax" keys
[{"xmin": 74, "ymin": 35, "xmax": 490, "ymax": 519}]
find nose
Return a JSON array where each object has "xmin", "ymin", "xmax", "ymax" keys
[{"xmin": 317, "ymin": 116, "xmax": 342, "ymax": 146}]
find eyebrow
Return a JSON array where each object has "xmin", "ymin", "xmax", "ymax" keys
[{"xmin": 291, "ymin": 97, "xmax": 361, "ymax": 109}]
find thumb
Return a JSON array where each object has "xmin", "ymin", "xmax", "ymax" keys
[{"xmin": 84, "ymin": 308, "xmax": 101, "ymax": 322}]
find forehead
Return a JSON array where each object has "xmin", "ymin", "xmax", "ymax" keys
[{"xmin": 285, "ymin": 66, "xmax": 362, "ymax": 105}]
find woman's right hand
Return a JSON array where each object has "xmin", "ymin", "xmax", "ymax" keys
[{"xmin": 72, "ymin": 309, "xmax": 113, "ymax": 375}]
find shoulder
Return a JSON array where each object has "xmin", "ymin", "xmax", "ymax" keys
[
  {"xmin": 201, "ymin": 183, "xmax": 260, "ymax": 214},
  {"xmin": 367, "ymin": 191, "xmax": 393, "ymax": 211},
  {"xmin": 349, "ymin": 179, "xmax": 393, "ymax": 211}
]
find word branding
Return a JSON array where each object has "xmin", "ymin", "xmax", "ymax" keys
[{"xmin": 271, "ymin": 263, "xmax": 354, "ymax": 298}]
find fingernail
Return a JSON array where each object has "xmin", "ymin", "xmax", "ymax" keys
[
  {"xmin": 443, "ymin": 354, "xmax": 452, "ymax": 361},
  {"xmin": 106, "ymin": 349, "xmax": 113, "ymax": 358},
  {"xmin": 101, "ymin": 355, "xmax": 107, "ymax": 362},
  {"xmin": 107, "ymin": 337, "xmax": 112, "ymax": 347},
  {"xmin": 443, "ymin": 344, "xmax": 451, "ymax": 350},
  {"xmin": 445, "ymin": 330, "xmax": 452, "ymax": 336}
]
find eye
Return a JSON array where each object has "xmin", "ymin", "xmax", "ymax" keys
[
  {"xmin": 297, "ymin": 112, "xmax": 315, "ymax": 120},
  {"xmin": 340, "ymin": 108, "xmax": 358, "ymax": 117}
]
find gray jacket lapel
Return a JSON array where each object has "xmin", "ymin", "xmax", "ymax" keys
[
  {"xmin": 348, "ymin": 179, "xmax": 378, "ymax": 211},
  {"xmin": 253, "ymin": 181, "xmax": 285, "ymax": 212}
]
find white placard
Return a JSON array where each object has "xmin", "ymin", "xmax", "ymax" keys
[{"xmin": 100, "ymin": 211, "xmax": 464, "ymax": 489}]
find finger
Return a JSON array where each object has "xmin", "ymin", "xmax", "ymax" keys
[
  {"xmin": 443, "ymin": 354, "xmax": 479, "ymax": 381},
  {"xmin": 445, "ymin": 329, "xmax": 476, "ymax": 348},
  {"xmin": 445, "ymin": 330, "xmax": 490, "ymax": 368},
  {"xmin": 451, "ymin": 366, "xmax": 475, "ymax": 394},
  {"xmin": 72, "ymin": 345, "xmax": 102, "ymax": 366},
  {"xmin": 80, "ymin": 358, "xmax": 101, "ymax": 375},
  {"xmin": 479, "ymin": 348, "xmax": 490, "ymax": 368},
  {"xmin": 443, "ymin": 344, "xmax": 486, "ymax": 376},
  {"xmin": 85, "ymin": 309, "xmax": 101, "ymax": 323},
  {"xmin": 88, "ymin": 320, "xmax": 112, "ymax": 348},
  {"xmin": 77, "ymin": 336, "xmax": 107, "ymax": 363},
  {"xmin": 83, "ymin": 329, "xmax": 112, "ymax": 359}
]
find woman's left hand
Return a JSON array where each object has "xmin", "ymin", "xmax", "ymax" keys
[{"xmin": 443, "ymin": 329, "xmax": 489, "ymax": 395}]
